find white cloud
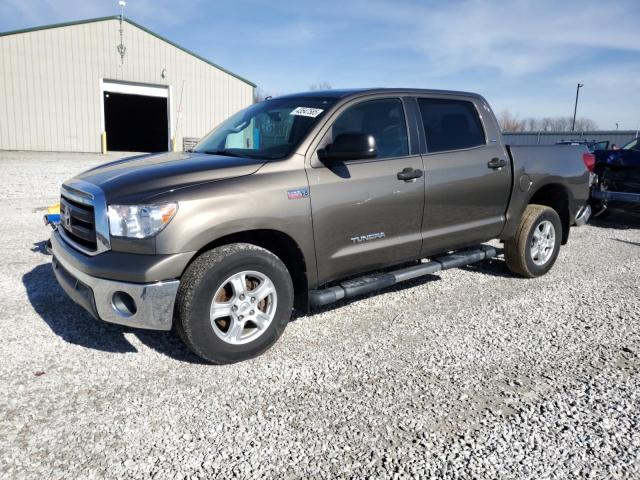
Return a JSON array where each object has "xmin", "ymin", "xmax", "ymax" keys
[
  {"xmin": 355, "ymin": 0, "xmax": 639, "ymax": 77},
  {"xmin": 336, "ymin": 0, "xmax": 640, "ymax": 127}
]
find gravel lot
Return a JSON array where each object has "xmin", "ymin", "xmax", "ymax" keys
[{"xmin": 1, "ymin": 150, "xmax": 639, "ymax": 479}]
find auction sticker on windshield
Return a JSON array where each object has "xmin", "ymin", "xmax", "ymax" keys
[{"xmin": 290, "ymin": 107, "xmax": 324, "ymax": 118}]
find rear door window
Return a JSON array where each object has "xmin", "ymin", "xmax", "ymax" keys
[
  {"xmin": 329, "ymin": 98, "xmax": 409, "ymax": 159},
  {"xmin": 417, "ymin": 98, "xmax": 486, "ymax": 153}
]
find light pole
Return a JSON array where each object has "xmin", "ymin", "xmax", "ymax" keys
[
  {"xmin": 117, "ymin": 0, "xmax": 127, "ymax": 65},
  {"xmin": 571, "ymin": 83, "xmax": 584, "ymax": 132}
]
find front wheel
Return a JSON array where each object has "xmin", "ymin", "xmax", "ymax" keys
[
  {"xmin": 504, "ymin": 204, "xmax": 562, "ymax": 278},
  {"xmin": 174, "ymin": 243, "xmax": 294, "ymax": 364}
]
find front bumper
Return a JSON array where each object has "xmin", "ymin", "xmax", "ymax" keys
[{"xmin": 51, "ymin": 241, "xmax": 180, "ymax": 331}]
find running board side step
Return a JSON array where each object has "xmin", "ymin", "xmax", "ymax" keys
[{"xmin": 308, "ymin": 245, "xmax": 498, "ymax": 307}]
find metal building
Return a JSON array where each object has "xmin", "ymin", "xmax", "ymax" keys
[{"xmin": 0, "ymin": 16, "xmax": 255, "ymax": 153}]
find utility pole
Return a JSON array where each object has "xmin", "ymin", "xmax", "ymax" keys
[{"xmin": 571, "ymin": 83, "xmax": 584, "ymax": 132}]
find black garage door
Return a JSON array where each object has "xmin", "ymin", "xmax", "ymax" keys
[{"xmin": 104, "ymin": 92, "xmax": 168, "ymax": 152}]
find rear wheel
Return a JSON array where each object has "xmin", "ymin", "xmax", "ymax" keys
[
  {"xmin": 505, "ymin": 204, "xmax": 562, "ymax": 278},
  {"xmin": 175, "ymin": 243, "xmax": 294, "ymax": 364}
]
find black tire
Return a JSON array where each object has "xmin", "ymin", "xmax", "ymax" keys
[
  {"xmin": 174, "ymin": 243, "xmax": 294, "ymax": 364},
  {"xmin": 504, "ymin": 204, "xmax": 562, "ymax": 278}
]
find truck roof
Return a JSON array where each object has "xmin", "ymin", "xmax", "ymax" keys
[{"xmin": 276, "ymin": 88, "xmax": 483, "ymax": 100}]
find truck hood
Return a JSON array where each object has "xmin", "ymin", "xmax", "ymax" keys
[{"xmin": 72, "ymin": 151, "xmax": 266, "ymax": 202}]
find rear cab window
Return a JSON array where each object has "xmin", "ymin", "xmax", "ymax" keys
[{"xmin": 417, "ymin": 98, "xmax": 486, "ymax": 153}]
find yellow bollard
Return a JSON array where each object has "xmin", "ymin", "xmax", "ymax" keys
[
  {"xmin": 47, "ymin": 203, "xmax": 60, "ymax": 214},
  {"xmin": 101, "ymin": 131, "xmax": 107, "ymax": 154}
]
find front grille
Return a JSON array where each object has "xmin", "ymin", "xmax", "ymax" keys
[
  {"xmin": 59, "ymin": 181, "xmax": 110, "ymax": 256},
  {"xmin": 60, "ymin": 195, "xmax": 97, "ymax": 252}
]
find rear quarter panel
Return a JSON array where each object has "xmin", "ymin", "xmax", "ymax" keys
[{"xmin": 501, "ymin": 144, "xmax": 590, "ymax": 239}]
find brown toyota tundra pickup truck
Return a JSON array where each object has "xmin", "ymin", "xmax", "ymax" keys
[{"xmin": 50, "ymin": 88, "xmax": 592, "ymax": 363}]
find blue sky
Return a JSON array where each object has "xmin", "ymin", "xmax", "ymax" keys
[{"xmin": 2, "ymin": 0, "xmax": 639, "ymax": 130}]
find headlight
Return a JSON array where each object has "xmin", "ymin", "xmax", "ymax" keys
[{"xmin": 108, "ymin": 203, "xmax": 178, "ymax": 238}]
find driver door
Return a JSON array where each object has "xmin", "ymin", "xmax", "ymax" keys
[{"xmin": 307, "ymin": 97, "xmax": 425, "ymax": 284}]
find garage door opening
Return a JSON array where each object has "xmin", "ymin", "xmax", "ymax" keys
[{"xmin": 103, "ymin": 91, "xmax": 168, "ymax": 152}]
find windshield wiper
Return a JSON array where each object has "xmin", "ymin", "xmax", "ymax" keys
[
  {"xmin": 200, "ymin": 149, "xmax": 243, "ymax": 157},
  {"xmin": 199, "ymin": 149, "xmax": 272, "ymax": 160}
]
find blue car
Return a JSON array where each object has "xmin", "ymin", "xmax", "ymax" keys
[{"xmin": 591, "ymin": 137, "xmax": 640, "ymax": 216}]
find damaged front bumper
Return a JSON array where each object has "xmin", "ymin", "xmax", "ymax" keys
[
  {"xmin": 591, "ymin": 165, "xmax": 640, "ymax": 213},
  {"xmin": 591, "ymin": 190, "xmax": 640, "ymax": 204}
]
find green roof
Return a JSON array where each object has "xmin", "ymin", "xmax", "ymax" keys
[{"xmin": 0, "ymin": 16, "xmax": 256, "ymax": 88}]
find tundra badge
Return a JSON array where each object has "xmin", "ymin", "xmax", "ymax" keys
[{"xmin": 350, "ymin": 232, "xmax": 386, "ymax": 243}]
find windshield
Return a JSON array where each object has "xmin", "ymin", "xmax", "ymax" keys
[
  {"xmin": 194, "ymin": 97, "xmax": 337, "ymax": 160},
  {"xmin": 622, "ymin": 138, "xmax": 639, "ymax": 151}
]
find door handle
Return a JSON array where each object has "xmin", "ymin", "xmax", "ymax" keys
[
  {"xmin": 397, "ymin": 167, "xmax": 424, "ymax": 181},
  {"xmin": 487, "ymin": 157, "xmax": 507, "ymax": 169}
]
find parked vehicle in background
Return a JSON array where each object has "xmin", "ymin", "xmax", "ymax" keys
[
  {"xmin": 49, "ymin": 88, "xmax": 592, "ymax": 364},
  {"xmin": 556, "ymin": 139, "xmax": 610, "ymax": 152},
  {"xmin": 591, "ymin": 137, "xmax": 640, "ymax": 216}
]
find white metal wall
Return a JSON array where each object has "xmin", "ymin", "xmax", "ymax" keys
[{"xmin": 0, "ymin": 18, "xmax": 254, "ymax": 152}]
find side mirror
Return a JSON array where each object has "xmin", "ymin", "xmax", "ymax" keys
[{"xmin": 318, "ymin": 133, "xmax": 377, "ymax": 162}]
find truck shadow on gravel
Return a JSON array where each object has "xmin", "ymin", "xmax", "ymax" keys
[
  {"xmin": 460, "ymin": 258, "xmax": 516, "ymax": 278},
  {"xmin": 305, "ymin": 273, "xmax": 444, "ymax": 317},
  {"xmin": 22, "ymin": 263, "xmax": 207, "ymax": 364},
  {"xmin": 589, "ymin": 211, "xmax": 640, "ymax": 230},
  {"xmin": 31, "ymin": 240, "xmax": 50, "ymax": 255},
  {"xmin": 301, "ymin": 257, "xmax": 514, "ymax": 318}
]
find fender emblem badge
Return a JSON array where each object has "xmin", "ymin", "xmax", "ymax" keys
[{"xmin": 287, "ymin": 187, "xmax": 310, "ymax": 200}]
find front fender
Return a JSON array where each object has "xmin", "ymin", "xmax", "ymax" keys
[{"xmin": 152, "ymin": 160, "xmax": 318, "ymax": 287}]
